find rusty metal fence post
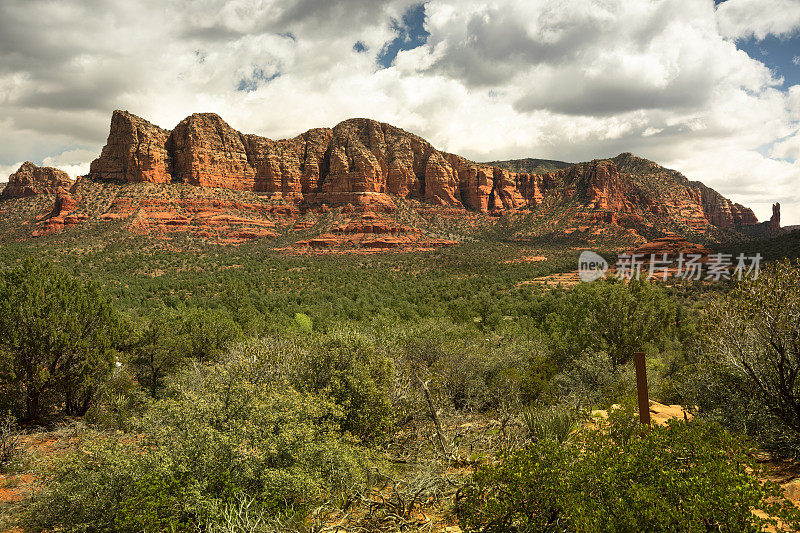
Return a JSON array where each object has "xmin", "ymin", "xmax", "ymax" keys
[{"xmin": 634, "ymin": 351, "xmax": 650, "ymax": 425}]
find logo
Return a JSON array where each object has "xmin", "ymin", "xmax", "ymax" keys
[{"xmin": 578, "ymin": 251, "xmax": 608, "ymax": 282}]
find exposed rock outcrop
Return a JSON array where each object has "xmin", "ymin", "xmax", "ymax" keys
[
  {"xmin": 770, "ymin": 202, "xmax": 781, "ymax": 230},
  {"xmin": 79, "ymin": 111, "xmax": 769, "ymax": 240},
  {"xmin": 89, "ymin": 111, "xmax": 172, "ymax": 183},
  {"xmin": 170, "ymin": 113, "xmax": 255, "ymax": 190},
  {"xmin": 626, "ymin": 233, "xmax": 713, "ymax": 258},
  {"xmin": 86, "ymin": 112, "xmax": 671, "ymax": 218},
  {"xmin": 582, "ymin": 160, "xmax": 629, "ymax": 211},
  {"xmin": 692, "ymin": 181, "xmax": 758, "ymax": 228},
  {"xmin": 34, "ymin": 186, "xmax": 85, "ymax": 236},
  {"xmin": 1, "ymin": 162, "xmax": 73, "ymax": 199}
]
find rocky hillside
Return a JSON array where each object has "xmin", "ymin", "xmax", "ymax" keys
[
  {"xmin": 0, "ymin": 110, "xmax": 783, "ymax": 249},
  {"xmin": 486, "ymin": 158, "xmax": 572, "ymax": 174}
]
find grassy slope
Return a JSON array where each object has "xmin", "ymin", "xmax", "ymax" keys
[
  {"xmin": 0, "ymin": 225, "xmax": 591, "ymax": 321},
  {"xmin": 0, "ymin": 169, "xmax": 787, "ymax": 325},
  {"xmin": 6, "ymin": 205, "xmax": 791, "ymax": 327}
]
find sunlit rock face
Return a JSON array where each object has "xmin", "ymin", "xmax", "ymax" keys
[
  {"xmin": 2, "ymin": 162, "xmax": 73, "ymax": 199},
  {"xmin": 86, "ymin": 110, "xmax": 762, "ymax": 231}
]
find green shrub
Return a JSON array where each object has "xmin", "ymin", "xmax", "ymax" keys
[
  {"xmin": 84, "ymin": 363, "xmax": 148, "ymax": 431},
  {"xmin": 692, "ymin": 259, "xmax": 800, "ymax": 457},
  {"xmin": 204, "ymin": 494, "xmax": 284, "ymax": 533},
  {"xmin": 226, "ymin": 330, "xmax": 395, "ymax": 442},
  {"xmin": 0, "ymin": 411, "xmax": 21, "ymax": 470},
  {"xmin": 518, "ymin": 352, "xmax": 558, "ymax": 405},
  {"xmin": 459, "ymin": 414, "xmax": 800, "ymax": 532},
  {"xmin": 131, "ymin": 306, "xmax": 242, "ymax": 397},
  {"xmin": 0, "ymin": 258, "xmax": 123, "ymax": 419},
  {"xmin": 25, "ymin": 349, "xmax": 375, "ymax": 532},
  {"xmin": 293, "ymin": 312, "xmax": 313, "ymax": 333},
  {"xmin": 302, "ymin": 329, "xmax": 394, "ymax": 442},
  {"xmin": 178, "ymin": 307, "xmax": 243, "ymax": 363},
  {"xmin": 541, "ymin": 278, "xmax": 675, "ymax": 367},
  {"xmin": 552, "ymin": 351, "xmax": 634, "ymax": 408},
  {"xmin": 130, "ymin": 308, "xmax": 189, "ymax": 397},
  {"xmin": 394, "ymin": 320, "xmax": 535, "ymax": 413}
]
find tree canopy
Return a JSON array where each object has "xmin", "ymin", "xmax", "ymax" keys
[{"xmin": 0, "ymin": 259, "xmax": 123, "ymax": 420}]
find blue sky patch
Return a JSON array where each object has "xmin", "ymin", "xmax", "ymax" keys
[
  {"xmin": 237, "ymin": 69, "xmax": 280, "ymax": 92},
  {"xmin": 377, "ymin": 3, "xmax": 429, "ymax": 68},
  {"xmin": 736, "ymin": 34, "xmax": 800, "ymax": 88},
  {"xmin": 715, "ymin": 0, "xmax": 800, "ymax": 88}
]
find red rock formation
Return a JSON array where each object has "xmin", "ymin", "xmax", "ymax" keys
[
  {"xmin": 515, "ymin": 173, "xmax": 544, "ymax": 206},
  {"xmin": 733, "ymin": 203, "xmax": 758, "ymax": 225},
  {"xmin": 99, "ymin": 198, "xmax": 135, "ymax": 220},
  {"xmin": 492, "ymin": 167, "xmax": 526, "ymax": 210},
  {"xmin": 626, "ymin": 234, "xmax": 713, "ymax": 257},
  {"xmin": 332, "ymin": 212, "xmax": 417, "ymax": 236},
  {"xmin": 34, "ymin": 187, "xmax": 83, "ymax": 236},
  {"xmin": 125, "ymin": 196, "xmax": 283, "ymax": 241},
  {"xmin": 424, "ymin": 151, "xmax": 460, "ymax": 206},
  {"xmin": 307, "ymin": 234, "xmax": 340, "ymax": 248},
  {"xmin": 692, "ymin": 182, "xmax": 758, "ymax": 227},
  {"xmin": 170, "ymin": 113, "xmax": 256, "ymax": 190},
  {"xmin": 2, "ymin": 162, "xmax": 73, "ymax": 199},
  {"xmin": 517, "ymin": 160, "xmax": 630, "ymax": 215},
  {"xmin": 81, "ymin": 111, "xmax": 764, "ymax": 236},
  {"xmin": 770, "ymin": 202, "xmax": 781, "ymax": 230},
  {"xmin": 443, "ymin": 155, "xmax": 483, "ymax": 211},
  {"xmin": 87, "ymin": 112, "xmax": 520, "ymax": 213},
  {"xmin": 362, "ymin": 237, "xmax": 404, "ymax": 249},
  {"xmin": 581, "ymin": 160, "xmax": 631, "ymax": 211},
  {"xmin": 89, "ymin": 111, "xmax": 172, "ymax": 183}
]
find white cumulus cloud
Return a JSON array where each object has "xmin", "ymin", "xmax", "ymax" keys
[{"xmin": 716, "ymin": 0, "xmax": 800, "ymax": 40}]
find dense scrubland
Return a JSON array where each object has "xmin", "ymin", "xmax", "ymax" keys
[{"xmin": 1, "ymin": 236, "xmax": 800, "ymax": 532}]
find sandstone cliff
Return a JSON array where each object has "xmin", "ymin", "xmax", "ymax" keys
[
  {"xmin": 770, "ymin": 202, "xmax": 781, "ymax": 230},
  {"xmin": 89, "ymin": 111, "xmax": 172, "ymax": 183},
  {"xmin": 81, "ymin": 111, "xmax": 767, "ymax": 237},
  {"xmin": 90, "ymin": 111, "xmax": 524, "ymax": 213},
  {"xmin": 691, "ymin": 181, "xmax": 758, "ymax": 228},
  {"xmin": 34, "ymin": 186, "xmax": 85, "ymax": 236},
  {"xmin": 1, "ymin": 162, "xmax": 73, "ymax": 199}
]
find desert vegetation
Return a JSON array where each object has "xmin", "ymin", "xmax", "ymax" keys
[{"xmin": 0, "ymin": 239, "xmax": 799, "ymax": 531}]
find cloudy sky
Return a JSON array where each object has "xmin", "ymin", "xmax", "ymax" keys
[{"xmin": 1, "ymin": 0, "xmax": 799, "ymax": 224}]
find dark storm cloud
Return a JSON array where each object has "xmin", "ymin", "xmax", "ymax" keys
[
  {"xmin": 0, "ymin": 3, "xmax": 89, "ymax": 72},
  {"xmin": 15, "ymin": 74, "xmax": 132, "ymax": 112},
  {"xmin": 181, "ymin": 24, "xmax": 247, "ymax": 42},
  {"xmin": 514, "ymin": 68, "xmax": 715, "ymax": 116},
  {"xmin": 427, "ymin": 7, "xmax": 603, "ymax": 86}
]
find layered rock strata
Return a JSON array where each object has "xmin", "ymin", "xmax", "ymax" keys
[
  {"xmin": 692, "ymin": 182, "xmax": 758, "ymax": 228},
  {"xmin": 2, "ymin": 162, "xmax": 73, "ymax": 199},
  {"xmin": 85, "ymin": 112, "xmax": 757, "ymax": 231}
]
